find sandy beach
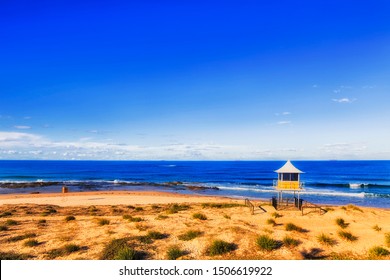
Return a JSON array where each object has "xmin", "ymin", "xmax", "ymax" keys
[{"xmin": 1, "ymin": 191, "xmax": 390, "ymax": 260}]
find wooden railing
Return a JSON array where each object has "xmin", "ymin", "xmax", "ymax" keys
[
  {"xmin": 300, "ymin": 200, "xmax": 327, "ymax": 215},
  {"xmin": 245, "ymin": 199, "xmax": 254, "ymax": 215},
  {"xmin": 271, "ymin": 196, "xmax": 327, "ymax": 215}
]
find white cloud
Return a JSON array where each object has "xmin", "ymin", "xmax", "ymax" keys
[
  {"xmin": 277, "ymin": 121, "xmax": 291, "ymax": 125},
  {"xmin": 0, "ymin": 131, "xmax": 43, "ymax": 146},
  {"xmin": 332, "ymin": 98, "xmax": 355, "ymax": 103},
  {"xmin": 14, "ymin": 125, "xmax": 31, "ymax": 129},
  {"xmin": 320, "ymin": 143, "xmax": 368, "ymax": 158},
  {"xmin": 275, "ymin": 112, "xmax": 291, "ymax": 116}
]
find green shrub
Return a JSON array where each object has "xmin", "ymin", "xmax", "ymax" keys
[
  {"xmin": 338, "ymin": 230, "xmax": 358, "ymax": 241},
  {"xmin": 266, "ymin": 218, "xmax": 276, "ymax": 226},
  {"xmin": 5, "ymin": 219, "xmax": 18, "ymax": 226},
  {"xmin": 193, "ymin": 213, "xmax": 207, "ymax": 220},
  {"xmin": 65, "ymin": 216, "xmax": 76, "ymax": 222},
  {"xmin": 283, "ymin": 236, "xmax": 300, "ymax": 248},
  {"xmin": 7, "ymin": 233, "xmax": 37, "ymax": 243},
  {"xmin": 38, "ymin": 219, "xmax": 47, "ymax": 225},
  {"xmin": 0, "ymin": 211, "xmax": 12, "ymax": 218},
  {"xmin": 336, "ymin": 218, "xmax": 349, "ymax": 229},
  {"xmin": 178, "ymin": 230, "xmax": 202, "ymax": 241},
  {"xmin": 155, "ymin": 215, "xmax": 168, "ymax": 220},
  {"xmin": 46, "ymin": 244, "xmax": 80, "ymax": 259},
  {"xmin": 135, "ymin": 207, "xmax": 144, "ymax": 212},
  {"xmin": 114, "ymin": 247, "xmax": 140, "ymax": 260},
  {"xmin": 147, "ymin": 231, "xmax": 167, "ymax": 240},
  {"xmin": 207, "ymin": 240, "xmax": 236, "ymax": 256},
  {"xmin": 0, "ymin": 225, "xmax": 8, "ymax": 231},
  {"xmin": 123, "ymin": 215, "xmax": 143, "ymax": 222},
  {"xmin": 166, "ymin": 246, "xmax": 186, "ymax": 260},
  {"xmin": 223, "ymin": 214, "xmax": 231, "ymax": 219},
  {"xmin": 24, "ymin": 239, "xmax": 40, "ymax": 247},
  {"xmin": 166, "ymin": 204, "xmax": 190, "ymax": 214},
  {"xmin": 271, "ymin": 212, "xmax": 282, "ymax": 218},
  {"xmin": 97, "ymin": 218, "xmax": 110, "ymax": 226},
  {"xmin": 42, "ymin": 208, "xmax": 57, "ymax": 216},
  {"xmin": 285, "ymin": 223, "xmax": 305, "ymax": 232},
  {"xmin": 368, "ymin": 246, "xmax": 390, "ymax": 258},
  {"xmin": 0, "ymin": 251, "xmax": 33, "ymax": 260},
  {"xmin": 64, "ymin": 244, "xmax": 81, "ymax": 253},
  {"xmin": 256, "ymin": 235, "xmax": 281, "ymax": 251},
  {"xmin": 46, "ymin": 248, "xmax": 65, "ymax": 259},
  {"xmin": 317, "ymin": 233, "xmax": 337, "ymax": 246},
  {"xmin": 100, "ymin": 238, "xmax": 145, "ymax": 260}
]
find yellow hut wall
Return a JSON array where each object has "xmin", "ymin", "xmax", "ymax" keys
[{"xmin": 277, "ymin": 180, "xmax": 301, "ymax": 190}]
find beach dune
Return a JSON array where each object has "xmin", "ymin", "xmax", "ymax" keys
[{"xmin": 1, "ymin": 191, "xmax": 389, "ymax": 260}]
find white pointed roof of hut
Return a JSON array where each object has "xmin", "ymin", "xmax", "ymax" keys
[{"xmin": 275, "ymin": 160, "xmax": 303, "ymax": 173}]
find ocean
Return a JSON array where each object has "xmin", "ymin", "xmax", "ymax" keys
[{"xmin": 0, "ymin": 160, "xmax": 389, "ymax": 208}]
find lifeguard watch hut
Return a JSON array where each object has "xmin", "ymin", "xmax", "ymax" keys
[{"xmin": 273, "ymin": 160, "xmax": 304, "ymax": 209}]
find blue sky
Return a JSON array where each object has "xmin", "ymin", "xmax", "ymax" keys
[{"xmin": 1, "ymin": 0, "xmax": 390, "ymax": 160}]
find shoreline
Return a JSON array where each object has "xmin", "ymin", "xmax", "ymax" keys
[{"xmin": 0, "ymin": 190, "xmax": 388, "ymax": 210}]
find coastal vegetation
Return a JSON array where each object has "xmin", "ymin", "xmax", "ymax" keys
[
  {"xmin": 193, "ymin": 213, "xmax": 207, "ymax": 220},
  {"xmin": 266, "ymin": 218, "xmax": 277, "ymax": 226},
  {"xmin": 97, "ymin": 218, "xmax": 110, "ymax": 226},
  {"xmin": 166, "ymin": 245, "xmax": 187, "ymax": 260},
  {"xmin": 338, "ymin": 230, "xmax": 358, "ymax": 242},
  {"xmin": 65, "ymin": 216, "xmax": 76, "ymax": 222},
  {"xmin": 285, "ymin": 223, "xmax": 306, "ymax": 232},
  {"xmin": 256, "ymin": 235, "xmax": 281, "ymax": 251},
  {"xmin": 0, "ymin": 199, "xmax": 389, "ymax": 260},
  {"xmin": 317, "ymin": 233, "xmax": 337, "ymax": 246},
  {"xmin": 282, "ymin": 236, "xmax": 300, "ymax": 248},
  {"xmin": 335, "ymin": 218, "xmax": 349, "ymax": 229},
  {"xmin": 207, "ymin": 240, "xmax": 236, "ymax": 256},
  {"xmin": 178, "ymin": 230, "xmax": 203, "ymax": 241}
]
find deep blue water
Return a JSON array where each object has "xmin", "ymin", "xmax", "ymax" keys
[{"xmin": 0, "ymin": 160, "xmax": 389, "ymax": 208}]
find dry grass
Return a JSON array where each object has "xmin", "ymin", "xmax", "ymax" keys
[
  {"xmin": 338, "ymin": 230, "xmax": 358, "ymax": 242},
  {"xmin": 193, "ymin": 213, "xmax": 207, "ymax": 220},
  {"xmin": 266, "ymin": 218, "xmax": 277, "ymax": 226},
  {"xmin": 282, "ymin": 236, "xmax": 300, "ymax": 248},
  {"xmin": 256, "ymin": 235, "xmax": 282, "ymax": 251},
  {"xmin": 285, "ymin": 223, "xmax": 306, "ymax": 232},
  {"xmin": 317, "ymin": 233, "xmax": 337, "ymax": 246},
  {"xmin": 206, "ymin": 240, "xmax": 237, "ymax": 256},
  {"xmin": 178, "ymin": 230, "xmax": 203, "ymax": 241},
  {"xmin": 368, "ymin": 246, "xmax": 390, "ymax": 258},
  {"xmin": 335, "ymin": 218, "xmax": 349, "ymax": 229},
  {"xmin": 0, "ymin": 200, "xmax": 389, "ymax": 260},
  {"xmin": 97, "ymin": 218, "xmax": 110, "ymax": 226}
]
